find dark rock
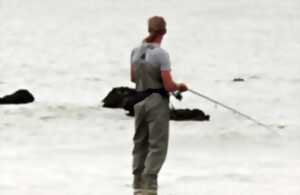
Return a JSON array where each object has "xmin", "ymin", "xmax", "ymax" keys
[
  {"xmin": 102, "ymin": 87, "xmax": 137, "ymax": 115},
  {"xmin": 102, "ymin": 87, "xmax": 210, "ymax": 121},
  {"xmin": 233, "ymin": 78, "xmax": 245, "ymax": 82},
  {"xmin": 102, "ymin": 87, "xmax": 136, "ymax": 107},
  {"xmin": 170, "ymin": 108, "xmax": 210, "ymax": 121},
  {"xmin": 0, "ymin": 89, "xmax": 35, "ymax": 104}
]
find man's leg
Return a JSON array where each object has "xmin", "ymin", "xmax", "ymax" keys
[
  {"xmin": 142, "ymin": 101, "xmax": 169, "ymax": 194},
  {"xmin": 133, "ymin": 104, "xmax": 149, "ymax": 191}
]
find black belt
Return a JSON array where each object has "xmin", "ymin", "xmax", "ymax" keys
[{"xmin": 134, "ymin": 88, "xmax": 169, "ymax": 105}]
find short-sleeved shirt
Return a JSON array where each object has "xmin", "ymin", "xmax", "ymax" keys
[
  {"xmin": 131, "ymin": 43, "xmax": 171, "ymax": 71},
  {"xmin": 130, "ymin": 42, "xmax": 171, "ymax": 91}
]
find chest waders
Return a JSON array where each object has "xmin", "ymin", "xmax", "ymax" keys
[{"xmin": 132, "ymin": 45, "xmax": 170, "ymax": 195}]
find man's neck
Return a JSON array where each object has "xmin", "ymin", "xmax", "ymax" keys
[{"xmin": 152, "ymin": 36, "xmax": 163, "ymax": 45}]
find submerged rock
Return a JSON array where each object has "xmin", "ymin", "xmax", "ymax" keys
[
  {"xmin": 233, "ymin": 78, "xmax": 245, "ymax": 82},
  {"xmin": 0, "ymin": 89, "xmax": 35, "ymax": 104},
  {"xmin": 102, "ymin": 87, "xmax": 136, "ymax": 108},
  {"xmin": 170, "ymin": 108, "xmax": 210, "ymax": 121}
]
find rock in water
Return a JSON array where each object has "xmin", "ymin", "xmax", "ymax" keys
[
  {"xmin": 0, "ymin": 89, "xmax": 35, "ymax": 104},
  {"xmin": 233, "ymin": 78, "xmax": 245, "ymax": 82},
  {"xmin": 102, "ymin": 87, "xmax": 137, "ymax": 108},
  {"xmin": 170, "ymin": 108, "xmax": 210, "ymax": 121}
]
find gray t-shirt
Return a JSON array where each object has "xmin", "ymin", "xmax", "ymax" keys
[{"xmin": 130, "ymin": 43, "xmax": 171, "ymax": 71}]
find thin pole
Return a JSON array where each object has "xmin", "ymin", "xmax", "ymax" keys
[{"xmin": 188, "ymin": 89, "xmax": 273, "ymax": 131}]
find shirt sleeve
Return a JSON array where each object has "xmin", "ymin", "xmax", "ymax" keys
[{"xmin": 157, "ymin": 49, "xmax": 171, "ymax": 71}]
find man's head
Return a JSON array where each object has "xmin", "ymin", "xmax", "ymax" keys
[
  {"xmin": 148, "ymin": 16, "xmax": 167, "ymax": 36},
  {"xmin": 144, "ymin": 16, "xmax": 167, "ymax": 43}
]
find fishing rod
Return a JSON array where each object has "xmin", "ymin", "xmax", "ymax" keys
[{"xmin": 187, "ymin": 88, "xmax": 274, "ymax": 131}]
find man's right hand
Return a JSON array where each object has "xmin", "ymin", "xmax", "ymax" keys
[{"xmin": 177, "ymin": 83, "xmax": 188, "ymax": 92}]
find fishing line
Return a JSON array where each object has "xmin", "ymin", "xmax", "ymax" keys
[{"xmin": 188, "ymin": 88, "xmax": 275, "ymax": 131}]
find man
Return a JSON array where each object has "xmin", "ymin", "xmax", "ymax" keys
[{"xmin": 130, "ymin": 16, "xmax": 188, "ymax": 195}]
